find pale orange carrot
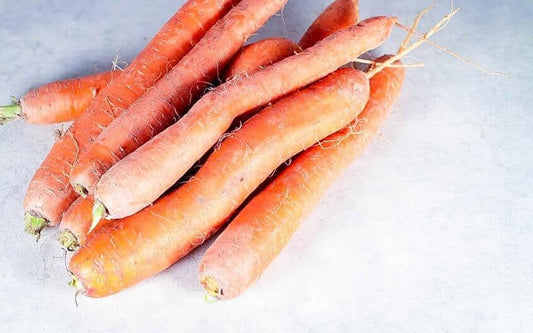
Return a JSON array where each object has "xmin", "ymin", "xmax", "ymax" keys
[
  {"xmin": 224, "ymin": 38, "xmax": 301, "ymax": 80},
  {"xmin": 23, "ymin": 0, "xmax": 239, "ymax": 236},
  {"xmin": 199, "ymin": 56, "xmax": 405, "ymax": 299},
  {"xmin": 93, "ymin": 16, "xmax": 397, "ymax": 220},
  {"xmin": 69, "ymin": 0, "xmax": 289, "ymax": 197},
  {"xmin": 69, "ymin": 68, "xmax": 370, "ymax": 297},
  {"xmin": 0, "ymin": 71, "xmax": 117, "ymax": 125},
  {"xmin": 299, "ymin": 0, "xmax": 359, "ymax": 49}
]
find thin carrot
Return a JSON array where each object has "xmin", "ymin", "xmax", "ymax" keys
[
  {"xmin": 224, "ymin": 38, "xmax": 302, "ymax": 80},
  {"xmin": 0, "ymin": 71, "xmax": 117, "ymax": 125},
  {"xmin": 93, "ymin": 16, "xmax": 397, "ymax": 221},
  {"xmin": 69, "ymin": 0, "xmax": 289, "ymax": 197},
  {"xmin": 23, "ymin": 0, "xmax": 239, "ymax": 236},
  {"xmin": 69, "ymin": 67, "xmax": 370, "ymax": 297},
  {"xmin": 57, "ymin": 196, "xmax": 110, "ymax": 251},
  {"xmin": 199, "ymin": 56, "xmax": 405, "ymax": 300},
  {"xmin": 299, "ymin": 0, "xmax": 359, "ymax": 49}
]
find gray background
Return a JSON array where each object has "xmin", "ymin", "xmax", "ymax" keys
[{"xmin": 1, "ymin": 0, "xmax": 531, "ymax": 331}]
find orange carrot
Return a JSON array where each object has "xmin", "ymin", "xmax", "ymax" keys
[
  {"xmin": 199, "ymin": 56, "xmax": 405, "ymax": 299},
  {"xmin": 69, "ymin": 0, "xmax": 289, "ymax": 197},
  {"xmin": 0, "ymin": 71, "xmax": 117, "ymax": 125},
  {"xmin": 23, "ymin": 0, "xmax": 239, "ymax": 236},
  {"xmin": 93, "ymin": 16, "xmax": 397, "ymax": 220},
  {"xmin": 57, "ymin": 196, "xmax": 109, "ymax": 251},
  {"xmin": 69, "ymin": 68, "xmax": 370, "ymax": 297},
  {"xmin": 299, "ymin": 0, "xmax": 359, "ymax": 49},
  {"xmin": 224, "ymin": 38, "xmax": 302, "ymax": 80}
]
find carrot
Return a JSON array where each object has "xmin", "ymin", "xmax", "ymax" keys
[
  {"xmin": 199, "ymin": 56, "xmax": 405, "ymax": 300},
  {"xmin": 224, "ymin": 38, "xmax": 302, "ymax": 80},
  {"xmin": 57, "ymin": 196, "xmax": 110, "ymax": 251},
  {"xmin": 69, "ymin": 67, "xmax": 370, "ymax": 297},
  {"xmin": 93, "ymin": 16, "xmax": 397, "ymax": 221},
  {"xmin": 299, "ymin": 0, "xmax": 359, "ymax": 49},
  {"xmin": 23, "ymin": 0, "xmax": 239, "ymax": 236},
  {"xmin": 69, "ymin": 0, "xmax": 289, "ymax": 197},
  {"xmin": 0, "ymin": 71, "xmax": 117, "ymax": 125}
]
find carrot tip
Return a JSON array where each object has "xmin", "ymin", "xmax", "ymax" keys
[
  {"xmin": 58, "ymin": 229, "xmax": 80, "ymax": 252},
  {"xmin": 0, "ymin": 103, "xmax": 21, "ymax": 125},
  {"xmin": 24, "ymin": 213, "xmax": 47, "ymax": 240},
  {"xmin": 73, "ymin": 184, "xmax": 89, "ymax": 198},
  {"xmin": 201, "ymin": 276, "xmax": 223, "ymax": 299},
  {"xmin": 90, "ymin": 201, "xmax": 106, "ymax": 232}
]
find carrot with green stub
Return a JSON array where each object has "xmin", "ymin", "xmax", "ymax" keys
[
  {"xmin": 69, "ymin": 0, "xmax": 289, "ymax": 197},
  {"xmin": 23, "ymin": 0, "xmax": 239, "ymax": 236},
  {"xmin": 92, "ymin": 16, "xmax": 397, "ymax": 222},
  {"xmin": 0, "ymin": 71, "xmax": 117, "ymax": 125},
  {"xmin": 299, "ymin": 0, "xmax": 359, "ymax": 49},
  {"xmin": 199, "ymin": 55, "xmax": 405, "ymax": 300},
  {"xmin": 69, "ymin": 67, "xmax": 370, "ymax": 298}
]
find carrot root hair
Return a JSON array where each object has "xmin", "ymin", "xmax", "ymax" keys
[{"xmin": 58, "ymin": 229, "xmax": 80, "ymax": 252}]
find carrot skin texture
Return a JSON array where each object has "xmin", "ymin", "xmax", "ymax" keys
[
  {"xmin": 23, "ymin": 0, "xmax": 239, "ymax": 230},
  {"xmin": 224, "ymin": 38, "xmax": 302, "ymax": 80},
  {"xmin": 299, "ymin": 0, "xmax": 359, "ymax": 49},
  {"xmin": 16, "ymin": 71, "xmax": 116, "ymax": 124},
  {"xmin": 70, "ymin": 0, "xmax": 289, "ymax": 196},
  {"xmin": 198, "ymin": 57, "xmax": 405, "ymax": 300},
  {"xmin": 69, "ymin": 68, "xmax": 370, "ymax": 297},
  {"xmin": 95, "ymin": 16, "xmax": 397, "ymax": 219}
]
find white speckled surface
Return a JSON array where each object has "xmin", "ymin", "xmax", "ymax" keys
[{"xmin": 1, "ymin": 0, "xmax": 532, "ymax": 331}]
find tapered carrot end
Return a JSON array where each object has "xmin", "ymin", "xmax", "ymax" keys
[
  {"xmin": 201, "ymin": 276, "xmax": 223, "ymax": 300},
  {"xmin": 24, "ymin": 213, "xmax": 48, "ymax": 240},
  {"xmin": 58, "ymin": 229, "xmax": 80, "ymax": 252},
  {"xmin": 90, "ymin": 201, "xmax": 106, "ymax": 232},
  {"xmin": 0, "ymin": 103, "xmax": 21, "ymax": 125}
]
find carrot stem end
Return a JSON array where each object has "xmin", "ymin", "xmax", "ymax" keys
[
  {"xmin": 58, "ymin": 229, "xmax": 80, "ymax": 252},
  {"xmin": 0, "ymin": 104, "xmax": 21, "ymax": 125},
  {"xmin": 201, "ymin": 276, "xmax": 222, "ymax": 300},
  {"xmin": 90, "ymin": 201, "xmax": 106, "ymax": 232},
  {"xmin": 24, "ymin": 213, "xmax": 47, "ymax": 240}
]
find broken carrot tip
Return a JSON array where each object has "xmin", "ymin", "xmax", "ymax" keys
[
  {"xmin": 58, "ymin": 229, "xmax": 80, "ymax": 252},
  {"xmin": 24, "ymin": 213, "xmax": 47, "ymax": 239},
  {"xmin": 0, "ymin": 104, "xmax": 21, "ymax": 125},
  {"xmin": 90, "ymin": 200, "xmax": 106, "ymax": 232}
]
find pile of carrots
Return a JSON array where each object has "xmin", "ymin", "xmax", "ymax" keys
[{"xmin": 3, "ymin": 0, "xmax": 451, "ymax": 300}]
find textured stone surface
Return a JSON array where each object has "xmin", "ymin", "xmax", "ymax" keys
[{"xmin": 0, "ymin": 0, "xmax": 531, "ymax": 331}]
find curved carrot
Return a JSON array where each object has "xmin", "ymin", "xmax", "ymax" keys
[
  {"xmin": 69, "ymin": 68, "xmax": 370, "ymax": 298},
  {"xmin": 23, "ymin": 0, "xmax": 239, "ymax": 236},
  {"xmin": 94, "ymin": 16, "xmax": 397, "ymax": 220},
  {"xmin": 69, "ymin": 0, "xmax": 289, "ymax": 197},
  {"xmin": 299, "ymin": 0, "xmax": 359, "ymax": 49},
  {"xmin": 199, "ymin": 56, "xmax": 405, "ymax": 300},
  {"xmin": 224, "ymin": 38, "xmax": 301, "ymax": 80},
  {"xmin": 0, "ymin": 71, "xmax": 117, "ymax": 125}
]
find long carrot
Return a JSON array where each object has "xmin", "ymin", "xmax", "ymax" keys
[
  {"xmin": 69, "ymin": 67, "xmax": 370, "ymax": 297},
  {"xmin": 93, "ymin": 16, "xmax": 397, "ymax": 220},
  {"xmin": 69, "ymin": 0, "xmax": 289, "ymax": 197},
  {"xmin": 299, "ymin": 0, "xmax": 359, "ymax": 49},
  {"xmin": 199, "ymin": 56, "xmax": 405, "ymax": 300},
  {"xmin": 224, "ymin": 38, "xmax": 301, "ymax": 80},
  {"xmin": 23, "ymin": 0, "xmax": 239, "ymax": 236},
  {"xmin": 0, "ymin": 71, "xmax": 117, "ymax": 125}
]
